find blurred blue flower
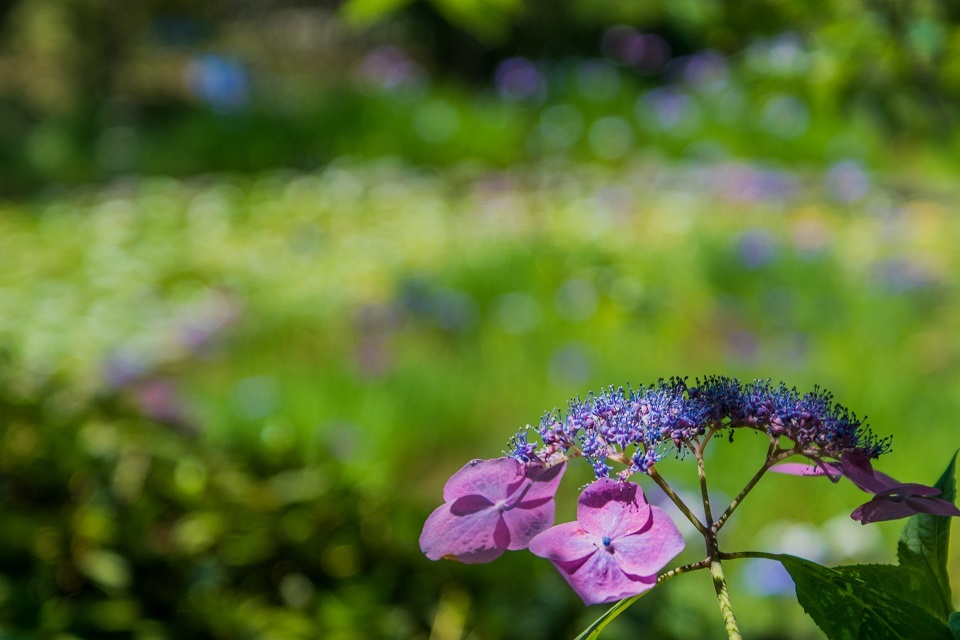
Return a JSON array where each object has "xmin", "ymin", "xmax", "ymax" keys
[
  {"xmin": 186, "ymin": 54, "xmax": 250, "ymax": 112},
  {"xmin": 638, "ymin": 88, "xmax": 701, "ymax": 135},
  {"xmin": 742, "ymin": 558, "xmax": 795, "ymax": 596},
  {"xmin": 737, "ymin": 229, "xmax": 777, "ymax": 269}
]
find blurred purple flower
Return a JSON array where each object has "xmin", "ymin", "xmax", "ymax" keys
[
  {"xmin": 494, "ymin": 57, "xmax": 544, "ymax": 102},
  {"xmin": 826, "ymin": 160, "xmax": 870, "ymax": 203},
  {"xmin": 103, "ymin": 349, "xmax": 148, "ymax": 388},
  {"xmin": 357, "ymin": 46, "xmax": 426, "ymax": 92},
  {"xmin": 134, "ymin": 378, "xmax": 198, "ymax": 435},
  {"xmin": 681, "ymin": 51, "xmax": 728, "ymax": 92},
  {"xmin": 601, "ymin": 26, "xmax": 670, "ymax": 74},
  {"xmin": 717, "ymin": 164, "xmax": 796, "ymax": 203},
  {"xmin": 529, "ymin": 478, "xmax": 684, "ymax": 605},
  {"xmin": 873, "ymin": 258, "xmax": 938, "ymax": 293},
  {"xmin": 640, "ymin": 87, "xmax": 697, "ymax": 132},
  {"xmin": 420, "ymin": 458, "xmax": 565, "ymax": 564},
  {"xmin": 737, "ymin": 229, "xmax": 777, "ymax": 269}
]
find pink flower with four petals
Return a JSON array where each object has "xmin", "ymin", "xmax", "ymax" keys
[
  {"xmin": 419, "ymin": 457, "xmax": 565, "ymax": 563},
  {"xmin": 529, "ymin": 478, "xmax": 685, "ymax": 605}
]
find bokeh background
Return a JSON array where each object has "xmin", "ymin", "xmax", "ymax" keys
[{"xmin": 2, "ymin": 0, "xmax": 960, "ymax": 638}]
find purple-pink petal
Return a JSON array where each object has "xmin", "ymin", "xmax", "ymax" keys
[
  {"xmin": 531, "ymin": 479, "xmax": 685, "ymax": 605},
  {"xmin": 422, "ymin": 458, "xmax": 566, "ymax": 563},
  {"xmin": 873, "ymin": 483, "xmax": 942, "ymax": 499},
  {"xmin": 529, "ymin": 521, "xmax": 599, "ymax": 562},
  {"xmin": 449, "ymin": 494, "xmax": 494, "ymax": 515},
  {"xmin": 851, "ymin": 496, "xmax": 918, "ymax": 524},
  {"xmin": 420, "ymin": 502, "xmax": 509, "ymax": 563},
  {"xmin": 904, "ymin": 496, "xmax": 960, "ymax": 517},
  {"xmin": 577, "ymin": 478, "xmax": 651, "ymax": 539},
  {"xmin": 442, "ymin": 457, "xmax": 525, "ymax": 503},
  {"xmin": 770, "ymin": 461, "xmax": 841, "ymax": 480},
  {"xmin": 610, "ymin": 506, "xmax": 685, "ymax": 577},
  {"xmin": 851, "ymin": 494, "xmax": 960, "ymax": 524},
  {"xmin": 556, "ymin": 546, "xmax": 658, "ymax": 606},
  {"xmin": 839, "ymin": 450, "xmax": 900, "ymax": 494},
  {"xmin": 517, "ymin": 462, "xmax": 566, "ymax": 503},
  {"xmin": 502, "ymin": 499, "xmax": 557, "ymax": 550}
]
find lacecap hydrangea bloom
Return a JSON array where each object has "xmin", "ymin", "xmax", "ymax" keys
[
  {"xmin": 421, "ymin": 375, "xmax": 959, "ymax": 612},
  {"xmin": 511, "ymin": 376, "xmax": 888, "ymax": 479}
]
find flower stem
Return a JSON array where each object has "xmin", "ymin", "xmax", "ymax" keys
[
  {"xmin": 712, "ymin": 449, "xmax": 795, "ymax": 533},
  {"xmin": 648, "ymin": 466, "xmax": 708, "ymax": 536},
  {"xmin": 694, "ymin": 431, "xmax": 742, "ymax": 640},
  {"xmin": 709, "ymin": 558, "xmax": 742, "ymax": 640},
  {"xmin": 659, "ymin": 558, "xmax": 711, "ymax": 583},
  {"xmin": 694, "ymin": 438, "xmax": 714, "ymax": 526},
  {"xmin": 719, "ymin": 550, "xmax": 781, "ymax": 562}
]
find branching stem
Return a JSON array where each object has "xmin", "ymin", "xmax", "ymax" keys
[
  {"xmin": 648, "ymin": 466, "xmax": 708, "ymax": 536},
  {"xmin": 712, "ymin": 448, "xmax": 796, "ymax": 532},
  {"xmin": 694, "ymin": 435, "xmax": 714, "ymax": 526}
]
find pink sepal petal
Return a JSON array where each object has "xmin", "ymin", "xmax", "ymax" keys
[
  {"xmin": 840, "ymin": 450, "xmax": 900, "ymax": 494},
  {"xmin": 770, "ymin": 462, "xmax": 838, "ymax": 478},
  {"xmin": 851, "ymin": 494, "xmax": 960, "ymax": 524},
  {"xmin": 577, "ymin": 478, "xmax": 651, "ymax": 539},
  {"xmin": 557, "ymin": 548, "xmax": 658, "ymax": 606},
  {"xmin": 518, "ymin": 462, "xmax": 566, "ymax": 503},
  {"xmin": 449, "ymin": 494, "xmax": 494, "ymax": 515},
  {"xmin": 873, "ymin": 483, "xmax": 941, "ymax": 499},
  {"xmin": 422, "ymin": 457, "xmax": 566, "ymax": 563},
  {"xmin": 419, "ymin": 503, "xmax": 508, "ymax": 563},
  {"xmin": 905, "ymin": 497, "xmax": 960, "ymax": 518},
  {"xmin": 612, "ymin": 506, "xmax": 686, "ymax": 577},
  {"xmin": 529, "ymin": 521, "xmax": 598, "ymax": 562},
  {"xmin": 442, "ymin": 457, "xmax": 525, "ymax": 503},
  {"xmin": 851, "ymin": 497, "xmax": 917, "ymax": 524},
  {"xmin": 502, "ymin": 499, "xmax": 557, "ymax": 551}
]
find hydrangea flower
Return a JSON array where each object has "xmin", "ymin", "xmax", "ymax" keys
[
  {"xmin": 772, "ymin": 449, "xmax": 960, "ymax": 523},
  {"xmin": 511, "ymin": 377, "xmax": 888, "ymax": 480},
  {"xmin": 529, "ymin": 478, "xmax": 685, "ymax": 605},
  {"xmin": 420, "ymin": 457, "xmax": 565, "ymax": 563}
]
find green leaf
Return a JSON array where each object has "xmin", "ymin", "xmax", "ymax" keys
[
  {"xmin": 948, "ymin": 612, "xmax": 960, "ymax": 640},
  {"xmin": 834, "ymin": 563, "xmax": 947, "ymax": 622},
  {"xmin": 897, "ymin": 450, "xmax": 958, "ymax": 621},
  {"xmin": 573, "ymin": 592, "xmax": 648, "ymax": 640},
  {"xmin": 341, "ymin": 0, "xmax": 414, "ymax": 25},
  {"xmin": 431, "ymin": 0, "xmax": 523, "ymax": 41},
  {"xmin": 772, "ymin": 553, "xmax": 953, "ymax": 640}
]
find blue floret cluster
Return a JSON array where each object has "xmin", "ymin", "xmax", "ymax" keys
[{"xmin": 509, "ymin": 375, "xmax": 889, "ymax": 478}]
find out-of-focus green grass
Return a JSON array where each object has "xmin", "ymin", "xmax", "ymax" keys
[{"xmin": 2, "ymin": 159, "xmax": 959, "ymax": 638}]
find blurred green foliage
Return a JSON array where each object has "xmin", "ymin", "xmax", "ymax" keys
[
  {"xmin": 1, "ymin": 0, "xmax": 960, "ymax": 638},
  {"xmin": 0, "ymin": 0, "xmax": 959, "ymax": 194},
  {"xmin": 2, "ymin": 160, "xmax": 960, "ymax": 637}
]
